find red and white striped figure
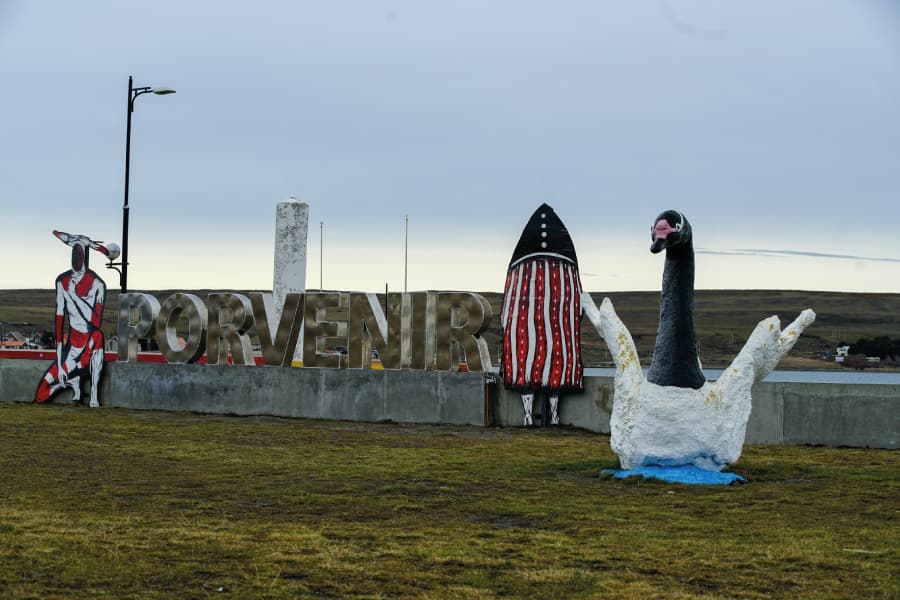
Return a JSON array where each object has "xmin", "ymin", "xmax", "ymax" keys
[
  {"xmin": 500, "ymin": 204, "xmax": 584, "ymax": 426},
  {"xmin": 35, "ymin": 230, "xmax": 117, "ymax": 408}
]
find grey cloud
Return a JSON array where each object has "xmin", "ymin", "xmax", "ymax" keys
[{"xmin": 696, "ymin": 248, "xmax": 900, "ymax": 264}]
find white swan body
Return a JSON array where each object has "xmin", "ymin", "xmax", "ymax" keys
[{"xmin": 583, "ymin": 295, "xmax": 815, "ymax": 471}]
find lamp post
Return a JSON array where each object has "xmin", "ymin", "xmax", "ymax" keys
[
  {"xmin": 320, "ymin": 221, "xmax": 324, "ymax": 291},
  {"xmin": 404, "ymin": 214, "xmax": 408, "ymax": 293},
  {"xmin": 107, "ymin": 75, "xmax": 175, "ymax": 294}
]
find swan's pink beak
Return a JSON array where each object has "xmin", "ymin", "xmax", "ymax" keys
[
  {"xmin": 651, "ymin": 219, "xmax": 677, "ymax": 253},
  {"xmin": 653, "ymin": 219, "xmax": 677, "ymax": 240}
]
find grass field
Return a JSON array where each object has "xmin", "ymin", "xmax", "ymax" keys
[{"xmin": 0, "ymin": 403, "xmax": 896, "ymax": 598}]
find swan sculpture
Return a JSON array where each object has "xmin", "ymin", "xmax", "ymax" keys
[{"xmin": 582, "ymin": 210, "xmax": 816, "ymax": 471}]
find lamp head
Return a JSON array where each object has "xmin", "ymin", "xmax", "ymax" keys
[{"xmin": 152, "ymin": 87, "xmax": 176, "ymax": 95}]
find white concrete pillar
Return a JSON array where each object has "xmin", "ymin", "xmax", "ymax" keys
[
  {"xmin": 273, "ymin": 197, "xmax": 309, "ymax": 364},
  {"xmin": 273, "ymin": 197, "xmax": 309, "ymax": 311}
]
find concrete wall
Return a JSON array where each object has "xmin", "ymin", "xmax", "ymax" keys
[
  {"xmin": 491, "ymin": 379, "xmax": 898, "ymax": 449},
  {"xmin": 3, "ymin": 359, "xmax": 897, "ymax": 449},
  {"xmin": 2, "ymin": 360, "xmax": 486, "ymax": 426}
]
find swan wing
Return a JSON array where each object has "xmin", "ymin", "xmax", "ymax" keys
[
  {"xmin": 759, "ymin": 309, "xmax": 816, "ymax": 379},
  {"xmin": 582, "ymin": 295, "xmax": 645, "ymax": 387},
  {"xmin": 718, "ymin": 308, "xmax": 817, "ymax": 391}
]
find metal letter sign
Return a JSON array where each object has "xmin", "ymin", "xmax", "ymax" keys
[
  {"xmin": 157, "ymin": 293, "xmax": 207, "ymax": 363},
  {"xmin": 348, "ymin": 293, "xmax": 400, "ymax": 369},
  {"xmin": 434, "ymin": 292, "xmax": 492, "ymax": 372},
  {"xmin": 207, "ymin": 293, "xmax": 255, "ymax": 365},
  {"xmin": 302, "ymin": 292, "xmax": 343, "ymax": 368},
  {"xmin": 250, "ymin": 292, "xmax": 303, "ymax": 367},
  {"xmin": 115, "ymin": 290, "xmax": 493, "ymax": 372},
  {"xmin": 118, "ymin": 293, "xmax": 161, "ymax": 362}
]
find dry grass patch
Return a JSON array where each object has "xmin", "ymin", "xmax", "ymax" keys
[{"xmin": 0, "ymin": 403, "xmax": 897, "ymax": 598}]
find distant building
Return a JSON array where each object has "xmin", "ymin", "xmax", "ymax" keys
[
  {"xmin": 835, "ymin": 345, "xmax": 850, "ymax": 363},
  {"xmin": 1, "ymin": 332, "xmax": 27, "ymax": 350}
]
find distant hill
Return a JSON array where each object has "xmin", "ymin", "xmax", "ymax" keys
[
  {"xmin": 2, "ymin": 288, "xmax": 898, "ymax": 368},
  {"xmin": 482, "ymin": 289, "xmax": 900, "ymax": 368}
]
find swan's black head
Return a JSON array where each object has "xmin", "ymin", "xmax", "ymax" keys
[{"xmin": 650, "ymin": 210, "xmax": 691, "ymax": 254}]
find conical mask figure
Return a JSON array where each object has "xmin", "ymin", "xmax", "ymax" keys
[{"xmin": 500, "ymin": 204, "xmax": 584, "ymax": 426}]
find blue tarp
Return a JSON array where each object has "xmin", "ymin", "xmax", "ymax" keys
[{"xmin": 602, "ymin": 465, "xmax": 746, "ymax": 485}]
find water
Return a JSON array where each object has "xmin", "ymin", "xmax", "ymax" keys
[{"xmin": 583, "ymin": 367, "xmax": 900, "ymax": 385}]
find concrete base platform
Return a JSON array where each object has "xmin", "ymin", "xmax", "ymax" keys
[{"xmin": 3, "ymin": 359, "xmax": 897, "ymax": 448}]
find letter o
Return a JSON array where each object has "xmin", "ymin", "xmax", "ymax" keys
[{"xmin": 156, "ymin": 293, "xmax": 208, "ymax": 363}]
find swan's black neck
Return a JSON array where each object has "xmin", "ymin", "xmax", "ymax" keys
[{"xmin": 647, "ymin": 242, "xmax": 705, "ymax": 389}]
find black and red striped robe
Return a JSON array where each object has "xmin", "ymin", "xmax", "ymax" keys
[{"xmin": 500, "ymin": 255, "xmax": 584, "ymax": 394}]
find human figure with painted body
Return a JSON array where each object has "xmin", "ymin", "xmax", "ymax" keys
[{"xmin": 35, "ymin": 230, "xmax": 116, "ymax": 407}]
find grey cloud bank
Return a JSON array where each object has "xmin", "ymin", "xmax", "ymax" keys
[{"xmin": 1, "ymin": 1, "xmax": 898, "ymax": 292}]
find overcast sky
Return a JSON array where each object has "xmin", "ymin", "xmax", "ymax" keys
[{"xmin": 2, "ymin": 1, "xmax": 899, "ymax": 293}]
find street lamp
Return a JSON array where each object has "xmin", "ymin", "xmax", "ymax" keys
[
  {"xmin": 106, "ymin": 75, "xmax": 175, "ymax": 294},
  {"xmin": 404, "ymin": 214, "xmax": 408, "ymax": 293},
  {"xmin": 320, "ymin": 221, "xmax": 324, "ymax": 291}
]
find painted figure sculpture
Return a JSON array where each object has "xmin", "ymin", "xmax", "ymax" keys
[
  {"xmin": 582, "ymin": 210, "xmax": 815, "ymax": 471},
  {"xmin": 500, "ymin": 204, "xmax": 584, "ymax": 426},
  {"xmin": 35, "ymin": 230, "xmax": 118, "ymax": 407}
]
